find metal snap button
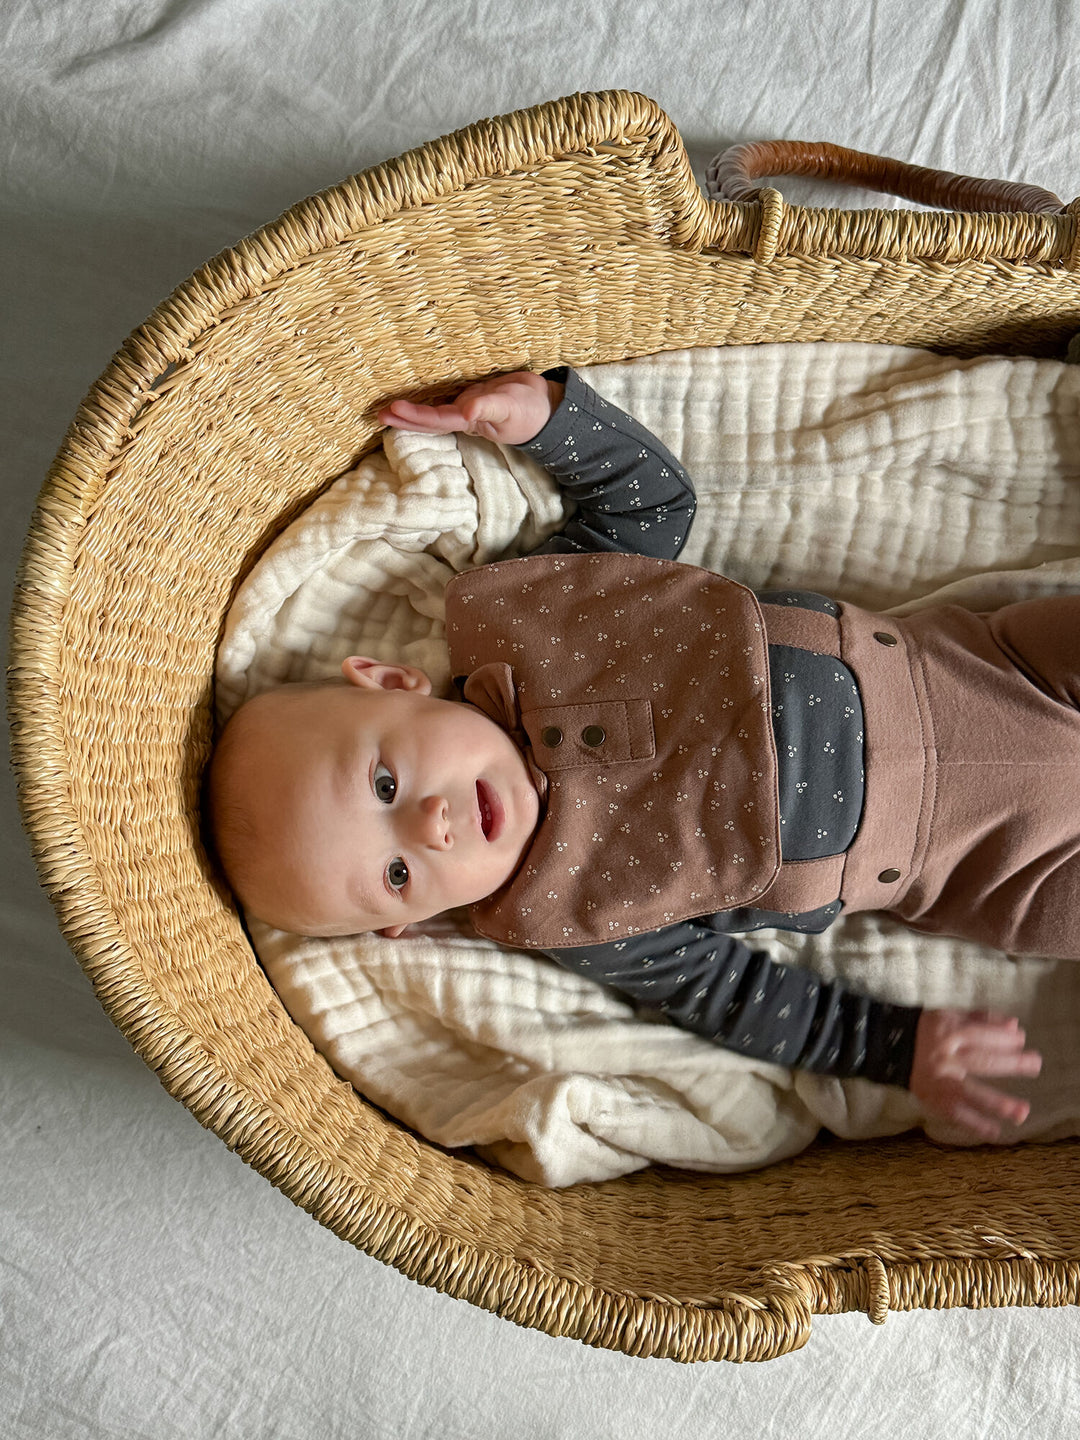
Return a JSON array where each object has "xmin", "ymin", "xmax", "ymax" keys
[
  {"xmin": 581, "ymin": 725, "xmax": 606, "ymax": 747},
  {"xmin": 541, "ymin": 726, "xmax": 563, "ymax": 748},
  {"xmin": 878, "ymin": 868, "xmax": 901, "ymax": 883},
  {"xmin": 873, "ymin": 631, "xmax": 898, "ymax": 647}
]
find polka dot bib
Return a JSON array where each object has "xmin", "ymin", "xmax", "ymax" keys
[{"xmin": 446, "ymin": 552, "xmax": 781, "ymax": 948}]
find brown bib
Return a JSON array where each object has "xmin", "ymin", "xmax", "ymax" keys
[{"xmin": 445, "ymin": 552, "xmax": 780, "ymax": 947}]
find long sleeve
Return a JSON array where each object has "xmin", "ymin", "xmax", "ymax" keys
[
  {"xmin": 518, "ymin": 367, "xmax": 696, "ymax": 560},
  {"xmin": 543, "ymin": 921, "xmax": 920, "ymax": 1086}
]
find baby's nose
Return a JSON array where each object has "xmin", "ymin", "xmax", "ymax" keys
[{"xmin": 416, "ymin": 794, "xmax": 451, "ymax": 849}]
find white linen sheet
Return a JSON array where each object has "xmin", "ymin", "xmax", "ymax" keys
[{"xmin": 6, "ymin": 1, "xmax": 1080, "ymax": 1434}]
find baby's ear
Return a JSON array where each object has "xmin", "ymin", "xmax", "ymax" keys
[
  {"xmin": 341, "ymin": 655, "xmax": 432, "ymax": 695},
  {"xmin": 378, "ymin": 923, "xmax": 408, "ymax": 939}
]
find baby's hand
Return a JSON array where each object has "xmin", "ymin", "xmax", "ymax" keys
[
  {"xmin": 909, "ymin": 1009, "xmax": 1042, "ymax": 1141},
  {"xmin": 379, "ymin": 371, "xmax": 563, "ymax": 446}
]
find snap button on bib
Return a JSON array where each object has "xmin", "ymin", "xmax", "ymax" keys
[
  {"xmin": 541, "ymin": 726, "xmax": 563, "ymax": 747},
  {"xmin": 878, "ymin": 868, "xmax": 901, "ymax": 883},
  {"xmin": 873, "ymin": 631, "xmax": 898, "ymax": 646},
  {"xmin": 581, "ymin": 725, "xmax": 606, "ymax": 746}
]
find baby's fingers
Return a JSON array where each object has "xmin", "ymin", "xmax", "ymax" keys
[
  {"xmin": 947, "ymin": 1016, "xmax": 1028, "ymax": 1049},
  {"xmin": 933, "ymin": 1078, "xmax": 1030, "ymax": 1141},
  {"xmin": 950, "ymin": 1027, "xmax": 1041, "ymax": 1079},
  {"xmin": 959, "ymin": 1076, "xmax": 1032, "ymax": 1128},
  {"xmin": 950, "ymin": 1035, "xmax": 1042, "ymax": 1079},
  {"xmin": 378, "ymin": 398, "xmax": 469, "ymax": 433},
  {"xmin": 967, "ymin": 1009, "xmax": 1021, "ymax": 1026},
  {"xmin": 945, "ymin": 1100, "xmax": 1005, "ymax": 1142}
]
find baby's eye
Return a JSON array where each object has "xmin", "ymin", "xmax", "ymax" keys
[
  {"xmin": 387, "ymin": 858, "xmax": 409, "ymax": 890},
  {"xmin": 373, "ymin": 761, "xmax": 397, "ymax": 804}
]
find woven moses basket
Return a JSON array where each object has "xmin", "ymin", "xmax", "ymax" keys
[{"xmin": 12, "ymin": 91, "xmax": 1080, "ymax": 1363}]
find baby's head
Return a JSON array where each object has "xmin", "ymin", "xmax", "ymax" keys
[{"xmin": 207, "ymin": 656, "xmax": 541, "ymax": 937}]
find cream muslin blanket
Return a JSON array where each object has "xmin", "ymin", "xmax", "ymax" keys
[{"xmin": 216, "ymin": 344, "xmax": 1080, "ymax": 1187}]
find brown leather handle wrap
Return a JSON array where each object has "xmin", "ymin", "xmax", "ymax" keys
[{"xmin": 707, "ymin": 140, "xmax": 1065, "ymax": 214}]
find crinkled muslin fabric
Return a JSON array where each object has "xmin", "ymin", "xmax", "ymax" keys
[{"xmin": 217, "ymin": 343, "xmax": 1080, "ymax": 1186}]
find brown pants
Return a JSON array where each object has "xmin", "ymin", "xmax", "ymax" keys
[{"xmin": 888, "ymin": 596, "xmax": 1080, "ymax": 959}]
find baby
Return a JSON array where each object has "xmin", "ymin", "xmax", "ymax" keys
[{"xmin": 209, "ymin": 366, "xmax": 1065, "ymax": 1143}]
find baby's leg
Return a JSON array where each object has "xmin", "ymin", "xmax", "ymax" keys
[
  {"xmin": 986, "ymin": 595, "xmax": 1080, "ymax": 710},
  {"xmin": 890, "ymin": 593, "xmax": 1080, "ymax": 959},
  {"xmin": 985, "ymin": 595, "xmax": 1080, "ymax": 957}
]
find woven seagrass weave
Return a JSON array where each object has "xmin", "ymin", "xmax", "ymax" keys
[{"xmin": 10, "ymin": 90, "xmax": 1080, "ymax": 1363}]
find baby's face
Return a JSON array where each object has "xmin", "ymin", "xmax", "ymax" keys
[{"xmin": 232, "ymin": 658, "xmax": 541, "ymax": 937}]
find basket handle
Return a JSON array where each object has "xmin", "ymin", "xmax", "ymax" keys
[{"xmin": 707, "ymin": 139, "xmax": 1065, "ymax": 214}]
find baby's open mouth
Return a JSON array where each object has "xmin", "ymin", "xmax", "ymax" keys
[{"xmin": 476, "ymin": 779, "xmax": 503, "ymax": 841}]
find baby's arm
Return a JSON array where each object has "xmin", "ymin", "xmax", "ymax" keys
[
  {"xmin": 545, "ymin": 926, "xmax": 1042, "ymax": 1137},
  {"xmin": 381, "ymin": 367, "xmax": 697, "ymax": 560},
  {"xmin": 544, "ymin": 922, "xmax": 921, "ymax": 1086}
]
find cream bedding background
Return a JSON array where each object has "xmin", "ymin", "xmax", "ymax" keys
[
  {"xmin": 219, "ymin": 344, "xmax": 1080, "ymax": 1187},
  {"xmin": 7, "ymin": 2, "xmax": 1080, "ymax": 1435}
]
